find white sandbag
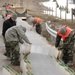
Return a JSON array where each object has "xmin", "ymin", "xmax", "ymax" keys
[
  {"xmin": 47, "ymin": 45, "xmax": 59, "ymax": 58},
  {"xmin": 20, "ymin": 54, "xmax": 27, "ymax": 75},
  {"xmin": 2, "ymin": 68, "xmax": 11, "ymax": 75},
  {"xmin": 20, "ymin": 43, "xmax": 31, "ymax": 55}
]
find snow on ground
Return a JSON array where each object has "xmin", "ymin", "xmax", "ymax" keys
[{"xmin": 42, "ymin": 0, "xmax": 75, "ymax": 19}]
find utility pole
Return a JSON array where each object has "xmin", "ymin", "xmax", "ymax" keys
[{"xmin": 66, "ymin": 0, "xmax": 68, "ymax": 13}]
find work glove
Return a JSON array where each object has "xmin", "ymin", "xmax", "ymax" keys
[{"xmin": 57, "ymin": 51, "xmax": 61, "ymax": 60}]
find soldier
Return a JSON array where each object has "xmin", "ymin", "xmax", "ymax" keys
[
  {"xmin": 32, "ymin": 17, "xmax": 43, "ymax": 34},
  {"xmin": 5, "ymin": 25, "xmax": 31, "ymax": 66},
  {"xmin": 2, "ymin": 13, "xmax": 17, "ymax": 56},
  {"xmin": 55, "ymin": 25, "xmax": 75, "ymax": 66}
]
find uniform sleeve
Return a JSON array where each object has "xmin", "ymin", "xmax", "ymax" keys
[
  {"xmin": 18, "ymin": 37, "xmax": 24, "ymax": 44},
  {"xmin": 16, "ymin": 27, "xmax": 31, "ymax": 44},
  {"xmin": 62, "ymin": 31, "xmax": 74, "ymax": 48},
  {"xmin": 22, "ymin": 34, "xmax": 31, "ymax": 44},
  {"xmin": 55, "ymin": 34, "xmax": 61, "ymax": 48},
  {"xmin": 2, "ymin": 21, "xmax": 9, "ymax": 36}
]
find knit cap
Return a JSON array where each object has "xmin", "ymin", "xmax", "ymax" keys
[
  {"xmin": 12, "ymin": 13, "xmax": 17, "ymax": 20},
  {"xmin": 60, "ymin": 27, "xmax": 66, "ymax": 34}
]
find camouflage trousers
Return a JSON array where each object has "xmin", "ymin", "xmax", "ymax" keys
[
  {"xmin": 36, "ymin": 25, "xmax": 42, "ymax": 34},
  {"xmin": 61, "ymin": 32, "xmax": 75, "ymax": 65},
  {"xmin": 62, "ymin": 48, "xmax": 74, "ymax": 64},
  {"xmin": 6, "ymin": 41, "xmax": 20, "ymax": 65},
  {"xmin": 61, "ymin": 41, "xmax": 74, "ymax": 64}
]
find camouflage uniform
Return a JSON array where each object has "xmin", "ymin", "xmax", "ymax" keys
[
  {"xmin": 5, "ymin": 25, "xmax": 31, "ymax": 66},
  {"xmin": 32, "ymin": 17, "xmax": 42, "ymax": 34},
  {"xmin": 36, "ymin": 23, "xmax": 42, "ymax": 34},
  {"xmin": 55, "ymin": 31, "xmax": 75, "ymax": 64},
  {"xmin": 6, "ymin": 41, "xmax": 20, "ymax": 65}
]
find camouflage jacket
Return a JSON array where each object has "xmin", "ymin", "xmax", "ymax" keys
[
  {"xmin": 5, "ymin": 25, "xmax": 31, "ymax": 44},
  {"xmin": 55, "ymin": 31, "xmax": 75, "ymax": 50}
]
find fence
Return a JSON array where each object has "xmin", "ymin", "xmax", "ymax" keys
[
  {"xmin": 43, "ymin": 5, "xmax": 75, "ymax": 22},
  {"xmin": 46, "ymin": 22, "xmax": 63, "ymax": 44},
  {"xmin": 46, "ymin": 22, "xmax": 57, "ymax": 43}
]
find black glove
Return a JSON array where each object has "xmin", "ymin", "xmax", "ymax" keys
[{"xmin": 58, "ymin": 46, "xmax": 63, "ymax": 50}]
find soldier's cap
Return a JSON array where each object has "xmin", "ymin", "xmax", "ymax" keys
[
  {"xmin": 11, "ymin": 13, "xmax": 17, "ymax": 20},
  {"xmin": 60, "ymin": 27, "xmax": 67, "ymax": 34}
]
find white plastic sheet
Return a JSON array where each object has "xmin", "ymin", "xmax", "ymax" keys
[{"xmin": 17, "ymin": 17, "xmax": 74, "ymax": 75}]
